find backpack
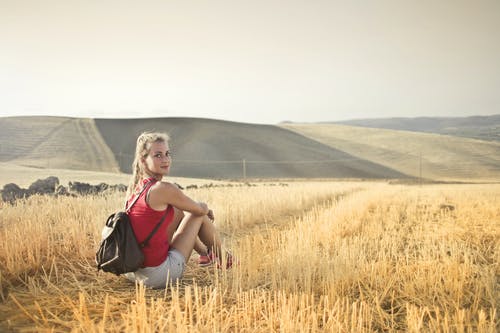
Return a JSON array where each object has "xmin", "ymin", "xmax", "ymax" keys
[{"xmin": 95, "ymin": 180, "xmax": 168, "ymax": 275}]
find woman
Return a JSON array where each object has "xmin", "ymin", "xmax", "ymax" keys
[{"xmin": 124, "ymin": 131, "xmax": 231, "ymax": 288}]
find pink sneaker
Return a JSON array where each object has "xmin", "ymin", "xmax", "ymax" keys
[
  {"xmin": 198, "ymin": 252, "xmax": 216, "ymax": 267},
  {"xmin": 199, "ymin": 250, "xmax": 237, "ymax": 269},
  {"xmin": 218, "ymin": 252, "xmax": 237, "ymax": 270},
  {"xmin": 227, "ymin": 252, "xmax": 235, "ymax": 269}
]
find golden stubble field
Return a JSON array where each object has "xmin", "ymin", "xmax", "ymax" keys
[{"xmin": 0, "ymin": 181, "xmax": 498, "ymax": 332}]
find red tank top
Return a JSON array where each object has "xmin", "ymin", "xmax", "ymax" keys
[{"xmin": 127, "ymin": 178, "xmax": 175, "ymax": 267}]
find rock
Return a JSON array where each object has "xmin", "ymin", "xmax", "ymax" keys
[
  {"xmin": 68, "ymin": 181, "xmax": 99, "ymax": 195},
  {"xmin": 1, "ymin": 183, "xmax": 29, "ymax": 204},
  {"xmin": 96, "ymin": 182, "xmax": 109, "ymax": 192},
  {"xmin": 112, "ymin": 184, "xmax": 127, "ymax": 192},
  {"xmin": 68, "ymin": 181, "xmax": 127, "ymax": 195},
  {"xmin": 28, "ymin": 176, "xmax": 60, "ymax": 195},
  {"xmin": 55, "ymin": 185, "xmax": 74, "ymax": 197},
  {"xmin": 1, "ymin": 178, "xmax": 127, "ymax": 203},
  {"xmin": 101, "ymin": 183, "xmax": 127, "ymax": 194}
]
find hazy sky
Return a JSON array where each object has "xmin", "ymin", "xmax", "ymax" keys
[{"xmin": 1, "ymin": 0, "xmax": 499, "ymax": 124}]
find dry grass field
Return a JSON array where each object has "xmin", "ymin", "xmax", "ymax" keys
[{"xmin": 0, "ymin": 180, "xmax": 498, "ymax": 332}]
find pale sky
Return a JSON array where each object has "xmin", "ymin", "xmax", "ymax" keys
[{"xmin": 1, "ymin": 0, "xmax": 499, "ymax": 124}]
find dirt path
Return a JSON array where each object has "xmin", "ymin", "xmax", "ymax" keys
[
  {"xmin": 182, "ymin": 187, "xmax": 365, "ymax": 284},
  {"xmin": 224, "ymin": 188, "xmax": 363, "ymax": 240}
]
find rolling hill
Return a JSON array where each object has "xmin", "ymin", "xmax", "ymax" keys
[
  {"xmin": 94, "ymin": 117, "xmax": 405, "ymax": 179},
  {"xmin": 1, "ymin": 115, "xmax": 498, "ymax": 181},
  {"xmin": 332, "ymin": 114, "xmax": 500, "ymax": 142},
  {"xmin": 0, "ymin": 116, "xmax": 405, "ymax": 180},
  {"xmin": 281, "ymin": 123, "xmax": 500, "ymax": 181},
  {"xmin": 0, "ymin": 117, "xmax": 119, "ymax": 172}
]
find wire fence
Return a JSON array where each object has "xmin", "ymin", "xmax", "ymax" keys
[
  {"xmin": 111, "ymin": 151, "xmax": 500, "ymax": 181},
  {"xmin": 32, "ymin": 150, "xmax": 500, "ymax": 181}
]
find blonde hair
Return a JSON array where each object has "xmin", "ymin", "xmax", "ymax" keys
[{"xmin": 127, "ymin": 131, "xmax": 170, "ymax": 197}]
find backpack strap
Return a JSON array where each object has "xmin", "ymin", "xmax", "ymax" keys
[
  {"xmin": 126, "ymin": 178, "xmax": 171, "ymax": 248},
  {"xmin": 138, "ymin": 208, "xmax": 170, "ymax": 248},
  {"xmin": 125, "ymin": 179, "xmax": 155, "ymax": 211}
]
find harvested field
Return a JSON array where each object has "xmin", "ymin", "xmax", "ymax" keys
[{"xmin": 0, "ymin": 181, "xmax": 498, "ymax": 332}]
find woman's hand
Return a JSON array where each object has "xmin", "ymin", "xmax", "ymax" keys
[
  {"xmin": 198, "ymin": 202, "xmax": 209, "ymax": 215},
  {"xmin": 198, "ymin": 202, "xmax": 214, "ymax": 221},
  {"xmin": 207, "ymin": 209, "xmax": 215, "ymax": 222}
]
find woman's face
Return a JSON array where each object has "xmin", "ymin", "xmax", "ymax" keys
[{"xmin": 142, "ymin": 141, "xmax": 171, "ymax": 177}]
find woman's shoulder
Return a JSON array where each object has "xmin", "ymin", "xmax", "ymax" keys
[
  {"xmin": 148, "ymin": 180, "xmax": 184, "ymax": 205},
  {"xmin": 150, "ymin": 180, "xmax": 180, "ymax": 194}
]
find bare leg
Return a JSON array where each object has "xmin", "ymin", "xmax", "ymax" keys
[
  {"xmin": 170, "ymin": 213, "xmax": 222, "ymax": 261},
  {"xmin": 167, "ymin": 207, "xmax": 207, "ymax": 255},
  {"xmin": 194, "ymin": 238, "xmax": 208, "ymax": 255},
  {"xmin": 196, "ymin": 215, "xmax": 222, "ymax": 256},
  {"xmin": 166, "ymin": 207, "xmax": 184, "ymax": 243}
]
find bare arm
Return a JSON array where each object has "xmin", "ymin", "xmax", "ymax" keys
[{"xmin": 150, "ymin": 182, "xmax": 209, "ymax": 216}]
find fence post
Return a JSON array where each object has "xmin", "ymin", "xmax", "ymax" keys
[
  {"xmin": 243, "ymin": 159, "xmax": 246, "ymax": 180},
  {"xmin": 419, "ymin": 151, "xmax": 422, "ymax": 186}
]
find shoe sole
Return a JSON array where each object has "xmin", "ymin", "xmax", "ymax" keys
[{"xmin": 198, "ymin": 262, "xmax": 214, "ymax": 267}]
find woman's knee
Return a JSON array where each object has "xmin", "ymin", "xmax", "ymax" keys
[
  {"xmin": 201, "ymin": 214, "xmax": 214, "ymax": 225},
  {"xmin": 178, "ymin": 212, "xmax": 204, "ymax": 230}
]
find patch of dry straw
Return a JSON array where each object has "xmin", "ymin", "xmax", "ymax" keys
[{"xmin": 0, "ymin": 182, "xmax": 498, "ymax": 332}]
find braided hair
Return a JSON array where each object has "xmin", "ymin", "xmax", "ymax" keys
[{"xmin": 127, "ymin": 131, "xmax": 169, "ymax": 198}]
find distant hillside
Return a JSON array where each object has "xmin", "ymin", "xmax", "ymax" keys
[
  {"xmin": 3, "ymin": 116, "xmax": 497, "ymax": 181},
  {"xmin": 94, "ymin": 117, "xmax": 405, "ymax": 179},
  {"xmin": 0, "ymin": 116, "xmax": 119, "ymax": 172},
  {"xmin": 332, "ymin": 115, "xmax": 500, "ymax": 142},
  {"xmin": 281, "ymin": 123, "xmax": 500, "ymax": 181}
]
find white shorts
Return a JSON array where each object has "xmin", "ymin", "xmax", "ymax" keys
[{"xmin": 124, "ymin": 248, "xmax": 186, "ymax": 289}]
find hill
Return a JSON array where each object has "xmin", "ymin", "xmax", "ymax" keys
[
  {"xmin": 3, "ymin": 116, "xmax": 498, "ymax": 181},
  {"xmin": 0, "ymin": 116, "xmax": 405, "ymax": 180},
  {"xmin": 332, "ymin": 115, "xmax": 500, "ymax": 142},
  {"xmin": 281, "ymin": 123, "xmax": 500, "ymax": 181},
  {"xmin": 0, "ymin": 116, "xmax": 119, "ymax": 172},
  {"xmin": 94, "ymin": 117, "xmax": 405, "ymax": 179}
]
